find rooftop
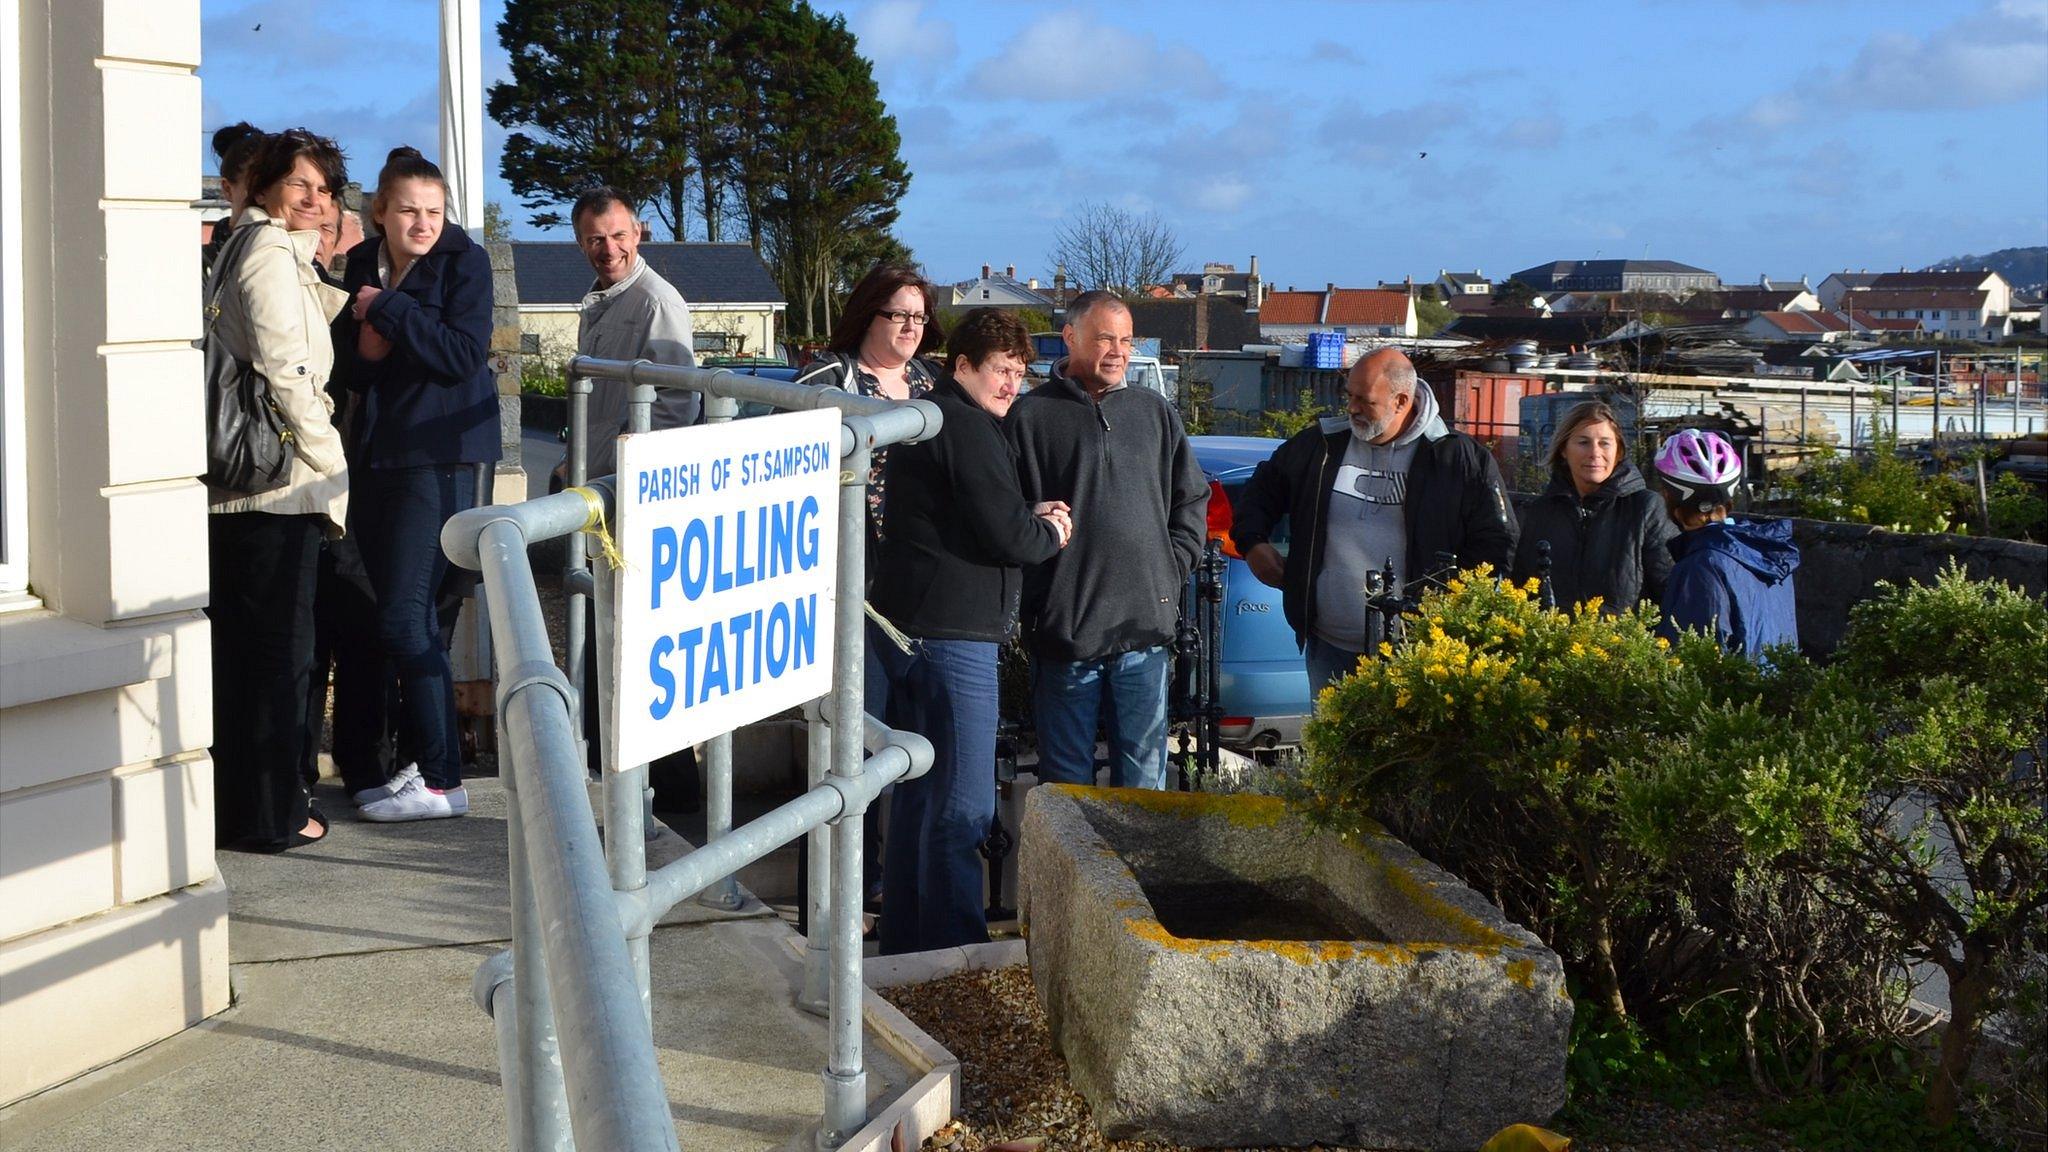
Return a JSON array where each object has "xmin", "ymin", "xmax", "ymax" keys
[
  {"xmin": 1752, "ymin": 310, "xmax": 1847, "ymax": 335},
  {"xmin": 1255, "ymin": 287, "xmax": 1411, "ymax": 328},
  {"xmin": 511, "ymin": 242, "xmax": 786, "ymax": 307},
  {"xmin": 1870, "ymin": 270, "xmax": 2002, "ymax": 290},
  {"xmin": 1850, "ymin": 288, "xmax": 1990, "ymax": 310},
  {"xmin": 1514, "ymin": 258, "xmax": 1717, "ymax": 279}
]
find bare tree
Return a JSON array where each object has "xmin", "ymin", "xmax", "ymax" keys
[{"xmin": 1046, "ymin": 201, "xmax": 1185, "ymax": 295}]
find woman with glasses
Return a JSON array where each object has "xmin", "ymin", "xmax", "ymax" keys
[
  {"xmin": 869, "ymin": 309, "xmax": 1071, "ymax": 953},
  {"xmin": 794, "ymin": 263, "xmax": 945, "ymax": 523},
  {"xmin": 205, "ymin": 129, "xmax": 351, "ymax": 852},
  {"xmin": 329, "ymin": 147, "xmax": 499, "ymax": 823},
  {"xmin": 794, "ymin": 264, "xmax": 946, "ymax": 924}
]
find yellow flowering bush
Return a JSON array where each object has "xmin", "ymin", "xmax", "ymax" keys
[{"xmin": 1298, "ymin": 565, "xmax": 1704, "ymax": 1022}]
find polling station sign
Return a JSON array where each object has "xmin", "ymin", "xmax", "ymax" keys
[{"xmin": 611, "ymin": 408, "xmax": 841, "ymax": 769}]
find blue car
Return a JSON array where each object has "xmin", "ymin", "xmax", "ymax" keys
[{"xmin": 1190, "ymin": 435, "xmax": 1313, "ymax": 749}]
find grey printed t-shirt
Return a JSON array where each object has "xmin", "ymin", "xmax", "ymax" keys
[{"xmin": 1311, "ymin": 433, "xmax": 1418, "ymax": 652}]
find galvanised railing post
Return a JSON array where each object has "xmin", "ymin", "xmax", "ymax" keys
[
  {"xmin": 820, "ymin": 429, "xmax": 874, "ymax": 1149},
  {"xmin": 566, "ymin": 376, "xmax": 592, "ymax": 771},
  {"xmin": 474, "ymin": 513, "xmax": 679, "ymax": 1152},
  {"xmin": 593, "ymin": 430, "xmax": 652, "ymax": 1022},
  {"xmin": 464, "ymin": 361, "xmax": 942, "ymax": 1150},
  {"xmin": 500, "ymin": 709, "xmax": 572, "ymax": 1151},
  {"xmin": 797, "ymin": 696, "xmax": 832, "ymax": 1015},
  {"xmin": 698, "ymin": 389, "xmax": 745, "ymax": 912}
]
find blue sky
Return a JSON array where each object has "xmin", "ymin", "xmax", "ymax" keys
[{"xmin": 198, "ymin": 0, "xmax": 2048, "ymax": 288}]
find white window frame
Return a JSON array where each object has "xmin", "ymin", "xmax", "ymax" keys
[{"xmin": 0, "ymin": 0, "xmax": 30, "ymax": 597}]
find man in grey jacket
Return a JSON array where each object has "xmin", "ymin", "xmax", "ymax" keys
[
  {"xmin": 1008, "ymin": 291, "xmax": 1208, "ymax": 789},
  {"xmin": 563, "ymin": 187, "xmax": 701, "ymax": 799},
  {"xmin": 567, "ymin": 186, "xmax": 698, "ymax": 480}
]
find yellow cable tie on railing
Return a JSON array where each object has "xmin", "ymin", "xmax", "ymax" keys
[{"xmin": 567, "ymin": 485, "xmax": 629, "ymax": 572}]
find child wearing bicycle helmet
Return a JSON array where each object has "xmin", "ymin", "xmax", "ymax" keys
[{"xmin": 1651, "ymin": 428, "xmax": 1800, "ymax": 658}]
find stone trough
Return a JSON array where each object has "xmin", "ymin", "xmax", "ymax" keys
[{"xmin": 1018, "ymin": 785, "xmax": 1571, "ymax": 1150}]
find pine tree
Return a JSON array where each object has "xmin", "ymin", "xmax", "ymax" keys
[{"xmin": 488, "ymin": 0, "xmax": 691, "ymax": 234}]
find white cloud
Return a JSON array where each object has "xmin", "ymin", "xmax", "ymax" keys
[
  {"xmin": 1703, "ymin": 0, "xmax": 2048, "ymax": 139},
  {"xmin": 1190, "ymin": 177, "xmax": 1254, "ymax": 214},
  {"xmin": 977, "ymin": 11, "xmax": 1221, "ymax": 101},
  {"xmin": 848, "ymin": 0, "xmax": 959, "ymax": 87},
  {"xmin": 1483, "ymin": 114, "xmax": 1565, "ymax": 151}
]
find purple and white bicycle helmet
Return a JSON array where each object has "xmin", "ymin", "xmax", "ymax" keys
[{"xmin": 1653, "ymin": 428, "xmax": 1743, "ymax": 511}]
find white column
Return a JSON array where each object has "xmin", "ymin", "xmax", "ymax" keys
[{"xmin": 438, "ymin": 0, "xmax": 485, "ymax": 233}]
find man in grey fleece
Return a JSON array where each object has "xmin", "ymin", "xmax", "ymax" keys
[
  {"xmin": 1234, "ymin": 348, "xmax": 1517, "ymax": 691},
  {"xmin": 1008, "ymin": 292, "xmax": 1208, "ymax": 790},
  {"xmin": 564, "ymin": 186, "xmax": 698, "ymax": 480}
]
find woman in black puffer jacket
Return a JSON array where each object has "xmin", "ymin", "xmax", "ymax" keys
[{"xmin": 1512, "ymin": 401, "xmax": 1677, "ymax": 613}]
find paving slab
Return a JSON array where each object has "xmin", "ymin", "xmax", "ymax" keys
[
  {"xmin": 224, "ymin": 778, "xmax": 771, "ymax": 964},
  {"xmin": 0, "ymin": 774, "xmax": 923, "ymax": 1151},
  {"xmin": 0, "ymin": 918, "xmax": 908, "ymax": 1152}
]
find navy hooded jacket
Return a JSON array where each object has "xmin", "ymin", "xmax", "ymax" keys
[
  {"xmin": 332, "ymin": 226, "xmax": 501, "ymax": 468},
  {"xmin": 1656, "ymin": 518, "xmax": 1801, "ymax": 658}
]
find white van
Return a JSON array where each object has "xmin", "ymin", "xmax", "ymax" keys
[{"xmin": 1125, "ymin": 355, "xmax": 1171, "ymax": 399}]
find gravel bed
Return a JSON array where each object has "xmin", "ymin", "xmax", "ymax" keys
[{"xmin": 881, "ymin": 965, "xmax": 1797, "ymax": 1152}]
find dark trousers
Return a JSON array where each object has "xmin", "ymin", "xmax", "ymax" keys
[
  {"xmin": 209, "ymin": 511, "xmax": 321, "ymax": 848},
  {"xmin": 581, "ymin": 599, "xmax": 698, "ymax": 807},
  {"xmin": 304, "ymin": 533, "xmax": 392, "ymax": 793},
  {"xmin": 350, "ymin": 464, "xmax": 474, "ymax": 790},
  {"xmin": 876, "ymin": 636, "xmax": 1000, "ymax": 955}
]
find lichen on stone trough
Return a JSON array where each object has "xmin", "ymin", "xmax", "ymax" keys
[{"xmin": 1018, "ymin": 784, "xmax": 1572, "ymax": 1151}]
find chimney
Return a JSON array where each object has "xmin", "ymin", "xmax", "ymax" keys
[
  {"xmin": 1246, "ymin": 255, "xmax": 1262, "ymax": 315},
  {"xmin": 1005, "ymin": 265, "xmax": 1015, "ymax": 279},
  {"xmin": 1195, "ymin": 292, "xmax": 1211, "ymax": 351},
  {"xmin": 639, "ymin": 218, "xmax": 653, "ymax": 242},
  {"xmin": 1320, "ymin": 282, "xmax": 1335, "ymax": 325},
  {"xmin": 1027, "ymin": 277, "xmax": 1040, "ymax": 290},
  {"xmin": 982, "ymin": 263, "xmax": 991, "ymax": 279}
]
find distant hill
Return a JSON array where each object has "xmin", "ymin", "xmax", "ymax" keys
[{"xmin": 1921, "ymin": 246, "xmax": 2047, "ymax": 298}]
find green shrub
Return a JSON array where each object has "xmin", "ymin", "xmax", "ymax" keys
[
  {"xmin": 1791, "ymin": 440, "xmax": 1969, "ymax": 533},
  {"xmin": 522, "ymin": 355, "xmax": 567, "ymax": 397},
  {"xmin": 1295, "ymin": 561, "xmax": 2048, "ymax": 1133},
  {"xmin": 1986, "ymin": 472, "xmax": 2048, "ymax": 541},
  {"xmin": 1256, "ymin": 388, "xmax": 1325, "ymax": 439},
  {"xmin": 1816, "ymin": 565, "xmax": 2048, "ymax": 1125},
  {"xmin": 1297, "ymin": 569, "xmax": 1698, "ymax": 1022}
]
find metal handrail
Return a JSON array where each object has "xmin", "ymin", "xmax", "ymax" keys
[{"xmin": 445, "ymin": 357, "xmax": 940, "ymax": 1150}]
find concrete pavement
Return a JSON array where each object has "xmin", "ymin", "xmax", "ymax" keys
[{"xmin": 0, "ymin": 777, "xmax": 919, "ymax": 1151}]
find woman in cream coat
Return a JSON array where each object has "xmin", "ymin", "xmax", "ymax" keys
[{"xmin": 206, "ymin": 129, "xmax": 351, "ymax": 852}]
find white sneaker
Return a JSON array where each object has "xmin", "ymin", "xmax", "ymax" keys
[
  {"xmin": 351, "ymin": 762, "xmax": 422, "ymax": 807},
  {"xmin": 358, "ymin": 775, "xmax": 468, "ymax": 822}
]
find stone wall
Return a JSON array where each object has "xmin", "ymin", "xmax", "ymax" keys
[{"xmin": 1782, "ymin": 517, "xmax": 2048, "ymax": 654}]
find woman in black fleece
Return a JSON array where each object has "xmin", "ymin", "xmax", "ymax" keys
[
  {"xmin": 869, "ymin": 309, "xmax": 1071, "ymax": 954},
  {"xmin": 1512, "ymin": 400, "xmax": 1676, "ymax": 613}
]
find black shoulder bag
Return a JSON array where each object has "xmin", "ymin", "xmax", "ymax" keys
[{"xmin": 200, "ymin": 222, "xmax": 297, "ymax": 495}]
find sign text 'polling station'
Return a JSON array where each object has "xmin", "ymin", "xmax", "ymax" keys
[{"xmin": 611, "ymin": 409, "xmax": 841, "ymax": 768}]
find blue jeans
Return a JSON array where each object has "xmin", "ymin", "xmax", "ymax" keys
[
  {"xmin": 349, "ymin": 464, "xmax": 475, "ymax": 790},
  {"xmin": 1032, "ymin": 647, "xmax": 1171, "ymax": 790},
  {"xmin": 875, "ymin": 637, "xmax": 999, "ymax": 955},
  {"xmin": 1305, "ymin": 635, "xmax": 1365, "ymax": 696}
]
